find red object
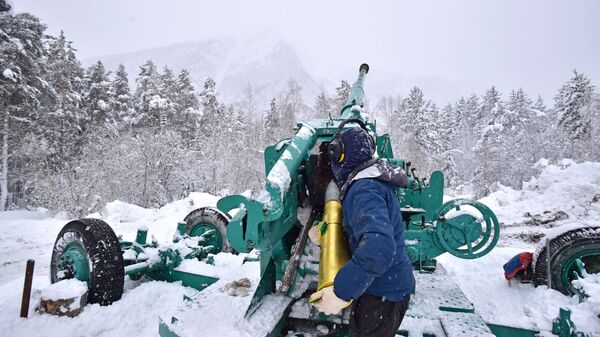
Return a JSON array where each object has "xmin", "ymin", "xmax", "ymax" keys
[{"xmin": 503, "ymin": 252, "xmax": 533, "ymax": 280}]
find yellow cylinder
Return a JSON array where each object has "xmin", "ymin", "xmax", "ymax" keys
[{"xmin": 317, "ymin": 198, "xmax": 351, "ymax": 291}]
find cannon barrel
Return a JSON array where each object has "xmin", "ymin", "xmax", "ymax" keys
[{"xmin": 340, "ymin": 63, "xmax": 369, "ymax": 119}]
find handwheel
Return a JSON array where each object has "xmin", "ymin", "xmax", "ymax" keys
[
  {"xmin": 533, "ymin": 226, "xmax": 600, "ymax": 296},
  {"xmin": 50, "ymin": 218, "xmax": 124, "ymax": 305},
  {"xmin": 435, "ymin": 199, "xmax": 500, "ymax": 259},
  {"xmin": 183, "ymin": 207, "xmax": 235, "ymax": 254}
]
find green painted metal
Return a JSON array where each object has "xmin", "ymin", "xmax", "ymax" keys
[
  {"xmin": 435, "ymin": 199, "xmax": 500, "ymax": 259},
  {"xmin": 561, "ymin": 250, "xmax": 600, "ymax": 297},
  {"xmin": 245, "ymin": 253, "xmax": 276, "ymax": 318},
  {"xmin": 135, "ymin": 228, "xmax": 148, "ymax": 245},
  {"xmin": 487, "ymin": 323, "xmax": 539, "ymax": 337},
  {"xmin": 150, "ymin": 269, "xmax": 218, "ymax": 292},
  {"xmin": 218, "ymin": 123, "xmax": 318, "ymax": 255},
  {"xmin": 189, "ymin": 224, "xmax": 221, "ymax": 254},
  {"xmin": 158, "ymin": 317, "xmax": 180, "ymax": 337},
  {"xmin": 552, "ymin": 308, "xmax": 587, "ymax": 337},
  {"xmin": 340, "ymin": 63, "xmax": 369, "ymax": 119},
  {"xmin": 57, "ymin": 241, "xmax": 90, "ymax": 282}
]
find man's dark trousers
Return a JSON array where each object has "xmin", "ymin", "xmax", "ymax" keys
[{"xmin": 348, "ymin": 293, "xmax": 410, "ymax": 337}]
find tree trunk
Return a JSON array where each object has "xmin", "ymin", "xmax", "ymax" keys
[{"xmin": 0, "ymin": 107, "xmax": 9, "ymax": 211}]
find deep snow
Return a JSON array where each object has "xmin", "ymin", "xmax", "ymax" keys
[{"xmin": 0, "ymin": 162, "xmax": 599, "ymax": 336}]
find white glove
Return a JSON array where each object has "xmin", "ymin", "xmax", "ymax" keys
[
  {"xmin": 309, "ymin": 286, "xmax": 352, "ymax": 315},
  {"xmin": 308, "ymin": 223, "xmax": 321, "ymax": 245}
]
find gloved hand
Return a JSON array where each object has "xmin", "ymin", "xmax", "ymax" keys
[
  {"xmin": 309, "ymin": 286, "xmax": 352, "ymax": 315},
  {"xmin": 308, "ymin": 223, "xmax": 320, "ymax": 245}
]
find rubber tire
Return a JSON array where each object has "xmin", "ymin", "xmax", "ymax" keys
[
  {"xmin": 533, "ymin": 226, "xmax": 600, "ymax": 295},
  {"xmin": 50, "ymin": 218, "xmax": 124, "ymax": 306},
  {"xmin": 183, "ymin": 207, "xmax": 235, "ymax": 254}
]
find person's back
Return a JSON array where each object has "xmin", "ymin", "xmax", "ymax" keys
[{"xmin": 336, "ymin": 177, "xmax": 413, "ymax": 302}]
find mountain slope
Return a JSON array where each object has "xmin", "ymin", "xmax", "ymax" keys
[
  {"xmin": 85, "ymin": 35, "xmax": 326, "ymax": 111},
  {"xmin": 85, "ymin": 35, "xmax": 467, "ymax": 113}
]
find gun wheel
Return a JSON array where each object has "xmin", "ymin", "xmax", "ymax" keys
[
  {"xmin": 50, "ymin": 218, "xmax": 124, "ymax": 305},
  {"xmin": 533, "ymin": 225, "xmax": 600, "ymax": 296},
  {"xmin": 183, "ymin": 207, "xmax": 235, "ymax": 254}
]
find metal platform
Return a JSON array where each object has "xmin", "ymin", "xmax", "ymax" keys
[
  {"xmin": 159, "ymin": 261, "xmax": 500, "ymax": 337},
  {"xmin": 398, "ymin": 264, "xmax": 495, "ymax": 337}
]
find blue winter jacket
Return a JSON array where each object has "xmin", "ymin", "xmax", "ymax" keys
[{"xmin": 332, "ymin": 176, "xmax": 414, "ymax": 302}]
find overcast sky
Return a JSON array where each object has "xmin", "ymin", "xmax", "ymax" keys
[{"xmin": 13, "ymin": 0, "xmax": 600, "ymax": 101}]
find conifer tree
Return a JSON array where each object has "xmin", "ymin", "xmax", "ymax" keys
[
  {"xmin": 0, "ymin": 5, "xmax": 52, "ymax": 210},
  {"xmin": 532, "ymin": 95, "xmax": 547, "ymax": 114},
  {"xmin": 199, "ymin": 77, "xmax": 222, "ymax": 135},
  {"xmin": 480, "ymin": 86, "xmax": 503, "ymax": 124},
  {"xmin": 555, "ymin": 70, "xmax": 594, "ymax": 141},
  {"xmin": 173, "ymin": 69, "xmax": 199, "ymax": 139},
  {"xmin": 43, "ymin": 31, "xmax": 85, "ymax": 165},
  {"xmin": 157, "ymin": 66, "xmax": 177, "ymax": 128},
  {"xmin": 313, "ymin": 91, "xmax": 332, "ymax": 118},
  {"xmin": 133, "ymin": 60, "xmax": 161, "ymax": 126},
  {"xmin": 84, "ymin": 61, "xmax": 113, "ymax": 129},
  {"xmin": 333, "ymin": 80, "xmax": 351, "ymax": 114},
  {"xmin": 263, "ymin": 97, "xmax": 281, "ymax": 144},
  {"xmin": 280, "ymin": 79, "xmax": 303, "ymax": 128},
  {"xmin": 112, "ymin": 64, "xmax": 133, "ymax": 124},
  {"xmin": 239, "ymin": 83, "xmax": 256, "ymax": 123}
]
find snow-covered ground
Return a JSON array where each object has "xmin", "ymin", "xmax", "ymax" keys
[
  {"xmin": 0, "ymin": 162, "xmax": 599, "ymax": 336},
  {"xmin": 0, "ymin": 192, "xmax": 219, "ymax": 337}
]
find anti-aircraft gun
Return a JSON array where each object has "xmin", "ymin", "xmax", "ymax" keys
[{"xmin": 49, "ymin": 64, "xmax": 506, "ymax": 336}]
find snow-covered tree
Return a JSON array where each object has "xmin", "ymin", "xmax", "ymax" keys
[
  {"xmin": 333, "ymin": 80, "xmax": 351, "ymax": 115},
  {"xmin": 156, "ymin": 66, "xmax": 178, "ymax": 128},
  {"xmin": 279, "ymin": 79, "xmax": 305, "ymax": 127},
  {"xmin": 198, "ymin": 77, "xmax": 223, "ymax": 136},
  {"xmin": 238, "ymin": 83, "xmax": 256, "ymax": 123},
  {"xmin": 112, "ymin": 64, "xmax": 133, "ymax": 125},
  {"xmin": 42, "ymin": 30, "xmax": 85, "ymax": 167},
  {"xmin": 399, "ymin": 87, "xmax": 428, "ymax": 170},
  {"xmin": 0, "ymin": 4, "xmax": 52, "ymax": 210},
  {"xmin": 313, "ymin": 91, "xmax": 332, "ymax": 118},
  {"xmin": 504, "ymin": 88, "xmax": 537, "ymax": 184},
  {"xmin": 84, "ymin": 61, "xmax": 114, "ymax": 129},
  {"xmin": 438, "ymin": 103, "xmax": 459, "ymax": 186},
  {"xmin": 263, "ymin": 97, "xmax": 281, "ymax": 144},
  {"xmin": 173, "ymin": 69, "xmax": 199, "ymax": 140},
  {"xmin": 133, "ymin": 60, "xmax": 161, "ymax": 126},
  {"xmin": 553, "ymin": 70, "xmax": 595, "ymax": 160},
  {"xmin": 555, "ymin": 70, "xmax": 594, "ymax": 141},
  {"xmin": 480, "ymin": 86, "xmax": 503, "ymax": 124}
]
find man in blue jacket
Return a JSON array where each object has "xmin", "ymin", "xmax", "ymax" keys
[{"xmin": 311, "ymin": 121, "xmax": 414, "ymax": 337}]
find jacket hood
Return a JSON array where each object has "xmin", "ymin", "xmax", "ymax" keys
[{"xmin": 338, "ymin": 159, "xmax": 408, "ymax": 200}]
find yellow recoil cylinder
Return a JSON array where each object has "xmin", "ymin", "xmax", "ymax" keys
[{"xmin": 317, "ymin": 182, "xmax": 351, "ymax": 291}]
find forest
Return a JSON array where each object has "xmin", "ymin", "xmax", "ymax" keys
[{"xmin": 1, "ymin": 3, "xmax": 599, "ymax": 216}]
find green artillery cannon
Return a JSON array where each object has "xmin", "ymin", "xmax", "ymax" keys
[
  {"xmin": 49, "ymin": 64, "xmax": 597, "ymax": 336},
  {"xmin": 50, "ymin": 64, "xmax": 502, "ymax": 336},
  {"xmin": 50, "ymin": 208, "xmax": 234, "ymax": 305}
]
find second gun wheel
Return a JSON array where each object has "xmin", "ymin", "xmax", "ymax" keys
[
  {"xmin": 533, "ymin": 225, "xmax": 600, "ymax": 296},
  {"xmin": 183, "ymin": 207, "xmax": 235, "ymax": 254},
  {"xmin": 50, "ymin": 218, "xmax": 125, "ymax": 305}
]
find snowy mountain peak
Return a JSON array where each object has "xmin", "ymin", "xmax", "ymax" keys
[{"xmin": 85, "ymin": 35, "xmax": 323, "ymax": 110}]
